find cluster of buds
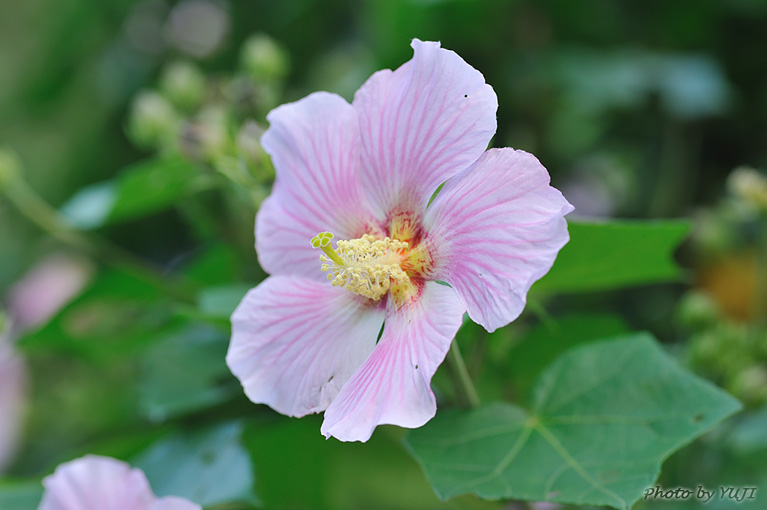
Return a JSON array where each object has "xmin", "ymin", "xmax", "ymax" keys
[
  {"xmin": 125, "ymin": 34, "xmax": 289, "ymax": 200},
  {"xmin": 681, "ymin": 164, "xmax": 767, "ymax": 407}
]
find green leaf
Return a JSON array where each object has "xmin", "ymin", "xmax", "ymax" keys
[
  {"xmin": 406, "ymin": 333, "xmax": 741, "ymax": 509},
  {"xmin": 243, "ymin": 417, "xmax": 501, "ymax": 510},
  {"xmin": 139, "ymin": 324, "xmax": 237, "ymax": 421},
  {"xmin": 60, "ymin": 156, "xmax": 209, "ymax": 228},
  {"xmin": 196, "ymin": 283, "xmax": 252, "ymax": 321},
  {"xmin": 18, "ymin": 270, "xmax": 176, "ymax": 360},
  {"xmin": 508, "ymin": 313, "xmax": 630, "ymax": 401},
  {"xmin": 134, "ymin": 422, "xmax": 258, "ymax": 508},
  {"xmin": 0, "ymin": 480, "xmax": 43, "ymax": 510},
  {"xmin": 183, "ymin": 244, "xmax": 243, "ymax": 287},
  {"xmin": 726, "ymin": 405, "xmax": 767, "ymax": 456},
  {"xmin": 533, "ymin": 221, "xmax": 690, "ymax": 293}
]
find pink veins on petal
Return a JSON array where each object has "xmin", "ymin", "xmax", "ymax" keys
[{"xmin": 227, "ymin": 39, "xmax": 573, "ymax": 442}]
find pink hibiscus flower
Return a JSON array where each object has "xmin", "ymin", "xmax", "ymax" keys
[
  {"xmin": 227, "ymin": 39, "xmax": 573, "ymax": 442},
  {"xmin": 0, "ymin": 334, "xmax": 25, "ymax": 472},
  {"xmin": 38, "ymin": 455, "xmax": 200, "ymax": 510}
]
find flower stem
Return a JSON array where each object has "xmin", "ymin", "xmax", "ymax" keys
[
  {"xmin": 1, "ymin": 173, "xmax": 197, "ymax": 304},
  {"xmin": 526, "ymin": 297, "xmax": 558, "ymax": 333},
  {"xmin": 449, "ymin": 339, "xmax": 480, "ymax": 408}
]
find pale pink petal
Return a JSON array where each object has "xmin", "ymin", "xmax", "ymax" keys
[
  {"xmin": 38, "ymin": 455, "xmax": 155, "ymax": 510},
  {"xmin": 227, "ymin": 276, "xmax": 385, "ymax": 417},
  {"xmin": 9, "ymin": 254, "xmax": 92, "ymax": 331},
  {"xmin": 353, "ymin": 39, "xmax": 497, "ymax": 216},
  {"xmin": 424, "ymin": 148, "xmax": 573, "ymax": 333},
  {"xmin": 257, "ymin": 91, "xmax": 377, "ymax": 279},
  {"xmin": 320, "ymin": 282, "xmax": 465, "ymax": 442},
  {"xmin": 0, "ymin": 337, "xmax": 25, "ymax": 472},
  {"xmin": 150, "ymin": 497, "xmax": 202, "ymax": 510}
]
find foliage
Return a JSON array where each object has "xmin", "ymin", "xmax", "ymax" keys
[{"xmin": 2, "ymin": 1, "xmax": 767, "ymax": 509}]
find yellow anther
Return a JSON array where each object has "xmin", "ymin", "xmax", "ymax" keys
[
  {"xmin": 310, "ymin": 231, "xmax": 345, "ymax": 267},
  {"xmin": 310, "ymin": 231, "xmax": 334, "ymax": 248},
  {"xmin": 311, "ymin": 232, "xmax": 411, "ymax": 300}
]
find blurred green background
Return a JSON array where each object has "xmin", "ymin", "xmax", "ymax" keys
[
  {"xmin": 4, "ymin": 0, "xmax": 767, "ymax": 260},
  {"xmin": 4, "ymin": 0, "xmax": 767, "ymax": 276},
  {"xmin": 2, "ymin": 0, "xmax": 767, "ymax": 509}
]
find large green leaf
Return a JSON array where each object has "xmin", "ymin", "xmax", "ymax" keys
[
  {"xmin": 60, "ymin": 156, "xmax": 211, "ymax": 229},
  {"xmin": 406, "ymin": 334, "xmax": 741, "ymax": 509},
  {"xmin": 508, "ymin": 313, "xmax": 630, "ymax": 401},
  {"xmin": 134, "ymin": 422, "xmax": 258, "ymax": 508},
  {"xmin": 533, "ymin": 221, "xmax": 690, "ymax": 293}
]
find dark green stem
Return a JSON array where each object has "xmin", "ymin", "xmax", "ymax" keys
[
  {"xmin": 2, "ymin": 176, "xmax": 196, "ymax": 304},
  {"xmin": 449, "ymin": 339, "xmax": 480, "ymax": 408}
]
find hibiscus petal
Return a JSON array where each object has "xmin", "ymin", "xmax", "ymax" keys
[
  {"xmin": 320, "ymin": 282, "xmax": 465, "ymax": 442},
  {"xmin": 0, "ymin": 338, "xmax": 25, "ymax": 472},
  {"xmin": 38, "ymin": 455, "xmax": 155, "ymax": 510},
  {"xmin": 150, "ymin": 497, "xmax": 202, "ymax": 510},
  {"xmin": 258, "ymin": 91, "xmax": 377, "ymax": 279},
  {"xmin": 353, "ymin": 39, "xmax": 498, "ymax": 216},
  {"xmin": 227, "ymin": 276, "xmax": 385, "ymax": 417},
  {"xmin": 424, "ymin": 148, "xmax": 574, "ymax": 333}
]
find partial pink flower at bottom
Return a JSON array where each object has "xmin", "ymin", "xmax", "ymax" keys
[
  {"xmin": 228, "ymin": 39, "xmax": 573, "ymax": 442},
  {"xmin": 0, "ymin": 331, "xmax": 26, "ymax": 473},
  {"xmin": 38, "ymin": 455, "xmax": 200, "ymax": 510}
]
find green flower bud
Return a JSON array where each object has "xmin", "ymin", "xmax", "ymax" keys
[
  {"xmin": 677, "ymin": 291, "xmax": 720, "ymax": 330},
  {"xmin": 693, "ymin": 210, "xmax": 735, "ymax": 256},
  {"xmin": 127, "ymin": 90, "xmax": 179, "ymax": 150},
  {"xmin": 240, "ymin": 34, "xmax": 289, "ymax": 83},
  {"xmin": 196, "ymin": 106, "xmax": 233, "ymax": 162},
  {"xmin": 731, "ymin": 365, "xmax": 767, "ymax": 405},
  {"xmin": 728, "ymin": 166, "xmax": 767, "ymax": 213},
  {"xmin": 160, "ymin": 60, "xmax": 207, "ymax": 112}
]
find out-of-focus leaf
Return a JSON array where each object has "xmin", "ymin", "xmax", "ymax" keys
[
  {"xmin": 184, "ymin": 244, "xmax": 243, "ymax": 286},
  {"xmin": 657, "ymin": 55, "xmax": 731, "ymax": 118},
  {"xmin": 139, "ymin": 324, "xmax": 236, "ymax": 422},
  {"xmin": 134, "ymin": 422, "xmax": 258, "ymax": 508},
  {"xmin": 652, "ymin": 406, "xmax": 767, "ymax": 510},
  {"xmin": 407, "ymin": 334, "xmax": 741, "ymax": 508},
  {"xmin": 0, "ymin": 480, "xmax": 42, "ymax": 510},
  {"xmin": 18, "ymin": 270, "xmax": 176, "ymax": 360},
  {"xmin": 534, "ymin": 221, "xmax": 690, "ymax": 293},
  {"xmin": 509, "ymin": 313, "xmax": 630, "ymax": 401},
  {"xmin": 196, "ymin": 283, "xmax": 252, "ymax": 320},
  {"xmin": 60, "ymin": 156, "xmax": 210, "ymax": 229},
  {"xmin": 555, "ymin": 50, "xmax": 730, "ymax": 119},
  {"xmin": 244, "ymin": 418, "xmax": 501, "ymax": 510},
  {"xmin": 726, "ymin": 405, "xmax": 767, "ymax": 455}
]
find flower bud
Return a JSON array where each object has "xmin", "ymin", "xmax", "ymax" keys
[
  {"xmin": 159, "ymin": 60, "xmax": 206, "ymax": 112},
  {"xmin": 731, "ymin": 365, "xmax": 767, "ymax": 405},
  {"xmin": 127, "ymin": 90, "xmax": 179, "ymax": 150},
  {"xmin": 728, "ymin": 166, "xmax": 767, "ymax": 213},
  {"xmin": 240, "ymin": 34, "xmax": 289, "ymax": 83},
  {"xmin": 677, "ymin": 291, "xmax": 720, "ymax": 330},
  {"xmin": 195, "ymin": 106, "xmax": 233, "ymax": 162}
]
